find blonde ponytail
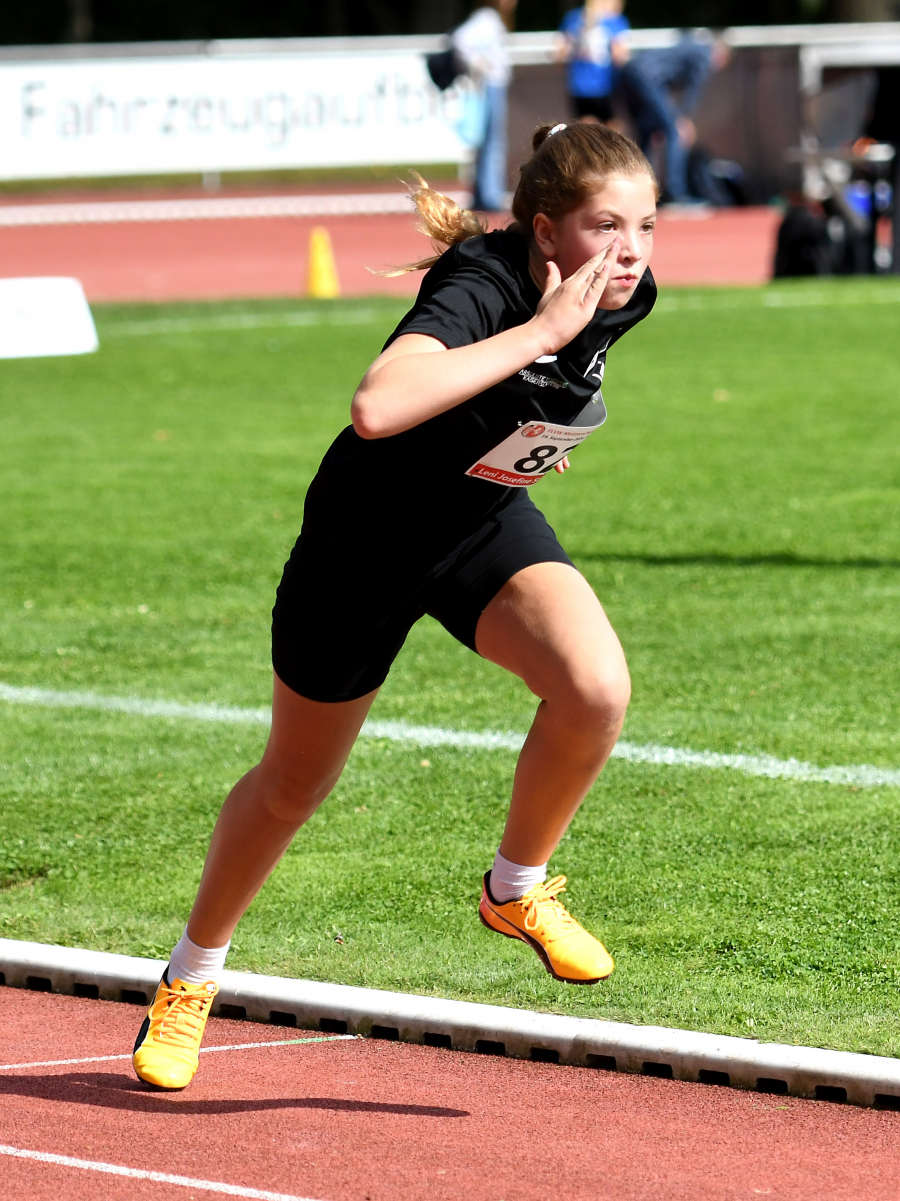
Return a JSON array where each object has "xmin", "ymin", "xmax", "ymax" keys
[{"xmin": 377, "ymin": 172, "xmax": 487, "ymax": 277}]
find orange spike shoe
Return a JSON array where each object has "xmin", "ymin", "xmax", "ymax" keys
[
  {"xmin": 479, "ymin": 872, "xmax": 614, "ymax": 984},
  {"xmin": 132, "ymin": 971, "xmax": 218, "ymax": 1090}
]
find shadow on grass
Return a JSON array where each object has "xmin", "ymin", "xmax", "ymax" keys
[
  {"xmin": 0, "ymin": 1071, "xmax": 469, "ymax": 1118},
  {"xmin": 576, "ymin": 551, "xmax": 900, "ymax": 571}
]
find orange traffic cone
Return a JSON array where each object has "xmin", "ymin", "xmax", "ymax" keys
[{"xmin": 306, "ymin": 226, "xmax": 340, "ymax": 298}]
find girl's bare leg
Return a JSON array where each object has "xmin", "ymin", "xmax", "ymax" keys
[
  {"xmin": 475, "ymin": 561, "xmax": 630, "ymax": 867},
  {"xmin": 186, "ymin": 676, "xmax": 378, "ymax": 949}
]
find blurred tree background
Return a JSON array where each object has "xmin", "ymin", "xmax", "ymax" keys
[{"xmin": 0, "ymin": 0, "xmax": 892, "ymax": 46}]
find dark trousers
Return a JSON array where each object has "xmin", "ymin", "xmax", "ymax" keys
[{"xmin": 620, "ymin": 63, "xmax": 690, "ymax": 202}]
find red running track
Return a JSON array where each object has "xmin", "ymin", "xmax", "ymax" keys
[
  {"xmin": 0, "ymin": 203, "xmax": 779, "ymax": 303},
  {"xmin": 1, "ymin": 986, "xmax": 897, "ymax": 1201}
]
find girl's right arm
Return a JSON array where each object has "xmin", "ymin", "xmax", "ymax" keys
[{"xmin": 351, "ymin": 239, "xmax": 619, "ymax": 440}]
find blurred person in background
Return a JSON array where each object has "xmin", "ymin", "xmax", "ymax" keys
[
  {"xmin": 621, "ymin": 32, "xmax": 731, "ymax": 206},
  {"xmin": 452, "ymin": 0, "xmax": 517, "ymax": 212},
  {"xmin": 556, "ymin": 0, "xmax": 630, "ymax": 127}
]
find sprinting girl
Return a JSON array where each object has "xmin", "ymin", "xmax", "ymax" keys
[{"xmin": 133, "ymin": 122, "xmax": 658, "ymax": 1090}]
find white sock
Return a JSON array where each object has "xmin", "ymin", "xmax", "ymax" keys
[
  {"xmin": 489, "ymin": 851, "xmax": 547, "ymax": 903},
  {"xmin": 168, "ymin": 928, "xmax": 230, "ymax": 986}
]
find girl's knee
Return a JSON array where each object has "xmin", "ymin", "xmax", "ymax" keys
[
  {"xmin": 253, "ymin": 758, "xmax": 340, "ymax": 825},
  {"xmin": 550, "ymin": 662, "xmax": 631, "ymax": 731}
]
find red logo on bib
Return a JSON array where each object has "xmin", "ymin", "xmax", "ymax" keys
[{"xmin": 523, "ymin": 425, "xmax": 545, "ymax": 437}]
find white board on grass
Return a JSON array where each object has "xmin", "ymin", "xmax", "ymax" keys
[{"xmin": 0, "ymin": 277, "xmax": 98, "ymax": 358}]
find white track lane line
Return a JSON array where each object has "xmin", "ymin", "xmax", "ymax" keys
[
  {"xmin": 0, "ymin": 1144, "xmax": 322, "ymax": 1201},
  {"xmin": 0, "ymin": 190, "xmax": 468, "ymax": 226},
  {"xmin": 0, "ymin": 1034, "xmax": 356, "ymax": 1073},
  {"xmin": 1, "ymin": 681, "xmax": 898, "ymax": 789}
]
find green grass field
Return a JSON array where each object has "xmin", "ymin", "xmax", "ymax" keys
[{"xmin": 1, "ymin": 280, "xmax": 899, "ymax": 1055}]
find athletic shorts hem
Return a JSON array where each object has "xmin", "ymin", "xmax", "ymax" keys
[{"xmin": 271, "ymin": 660, "xmax": 390, "ymax": 705}]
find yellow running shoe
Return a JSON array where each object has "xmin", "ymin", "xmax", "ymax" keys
[
  {"xmin": 132, "ymin": 972, "xmax": 218, "ymax": 1089},
  {"xmin": 479, "ymin": 873, "xmax": 614, "ymax": 984}
]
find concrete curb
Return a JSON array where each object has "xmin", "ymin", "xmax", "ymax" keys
[{"xmin": 2, "ymin": 937, "xmax": 899, "ymax": 1108}]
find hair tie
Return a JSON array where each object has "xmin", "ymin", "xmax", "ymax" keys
[{"xmin": 548, "ymin": 123, "xmax": 568, "ymax": 137}]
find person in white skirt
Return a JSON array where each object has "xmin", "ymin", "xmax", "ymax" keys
[{"xmin": 452, "ymin": 0, "xmax": 517, "ymax": 211}]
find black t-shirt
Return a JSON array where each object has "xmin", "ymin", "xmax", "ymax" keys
[{"xmin": 303, "ymin": 227, "xmax": 656, "ymax": 551}]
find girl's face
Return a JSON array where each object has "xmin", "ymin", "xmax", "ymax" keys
[{"xmin": 533, "ymin": 174, "xmax": 657, "ymax": 310}]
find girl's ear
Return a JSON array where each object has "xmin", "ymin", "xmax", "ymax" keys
[{"xmin": 532, "ymin": 213, "xmax": 556, "ymax": 259}]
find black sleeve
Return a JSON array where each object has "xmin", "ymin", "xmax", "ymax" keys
[{"xmin": 385, "ymin": 260, "xmax": 519, "ymax": 351}]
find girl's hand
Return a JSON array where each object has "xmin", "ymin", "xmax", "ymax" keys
[
  {"xmin": 531, "ymin": 238, "xmax": 621, "ymax": 355},
  {"xmin": 553, "ymin": 455, "xmax": 571, "ymax": 474}
]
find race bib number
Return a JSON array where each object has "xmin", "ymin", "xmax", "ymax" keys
[{"xmin": 466, "ymin": 418, "xmax": 604, "ymax": 487}]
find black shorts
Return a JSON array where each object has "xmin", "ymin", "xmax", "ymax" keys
[
  {"xmin": 271, "ymin": 490, "xmax": 574, "ymax": 703},
  {"xmin": 571, "ymin": 94, "xmax": 615, "ymax": 123}
]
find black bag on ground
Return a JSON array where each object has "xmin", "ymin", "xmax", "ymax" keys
[
  {"xmin": 687, "ymin": 147, "xmax": 740, "ymax": 207},
  {"xmin": 773, "ymin": 205, "xmax": 833, "ymax": 277}
]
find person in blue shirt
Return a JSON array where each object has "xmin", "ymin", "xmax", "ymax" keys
[
  {"xmin": 557, "ymin": 0, "xmax": 630, "ymax": 125},
  {"xmin": 620, "ymin": 33, "xmax": 731, "ymax": 205}
]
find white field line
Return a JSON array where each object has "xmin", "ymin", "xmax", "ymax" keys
[
  {"xmin": 0, "ymin": 1143, "xmax": 321, "ymax": 1201},
  {"xmin": 0, "ymin": 191, "xmax": 467, "ymax": 227},
  {"xmin": 1, "ymin": 681, "xmax": 898, "ymax": 790},
  {"xmin": 94, "ymin": 290, "xmax": 900, "ymax": 338},
  {"xmin": 0, "ymin": 682, "xmax": 272, "ymax": 727},
  {"xmin": 95, "ymin": 292, "xmax": 900, "ymax": 338},
  {"xmin": 656, "ymin": 288, "xmax": 900, "ymax": 314},
  {"xmin": 97, "ymin": 306, "xmax": 390, "ymax": 338},
  {"xmin": 0, "ymin": 1034, "xmax": 356, "ymax": 1072}
]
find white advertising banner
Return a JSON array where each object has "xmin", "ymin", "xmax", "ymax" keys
[{"xmin": 0, "ymin": 51, "xmax": 472, "ymax": 180}]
